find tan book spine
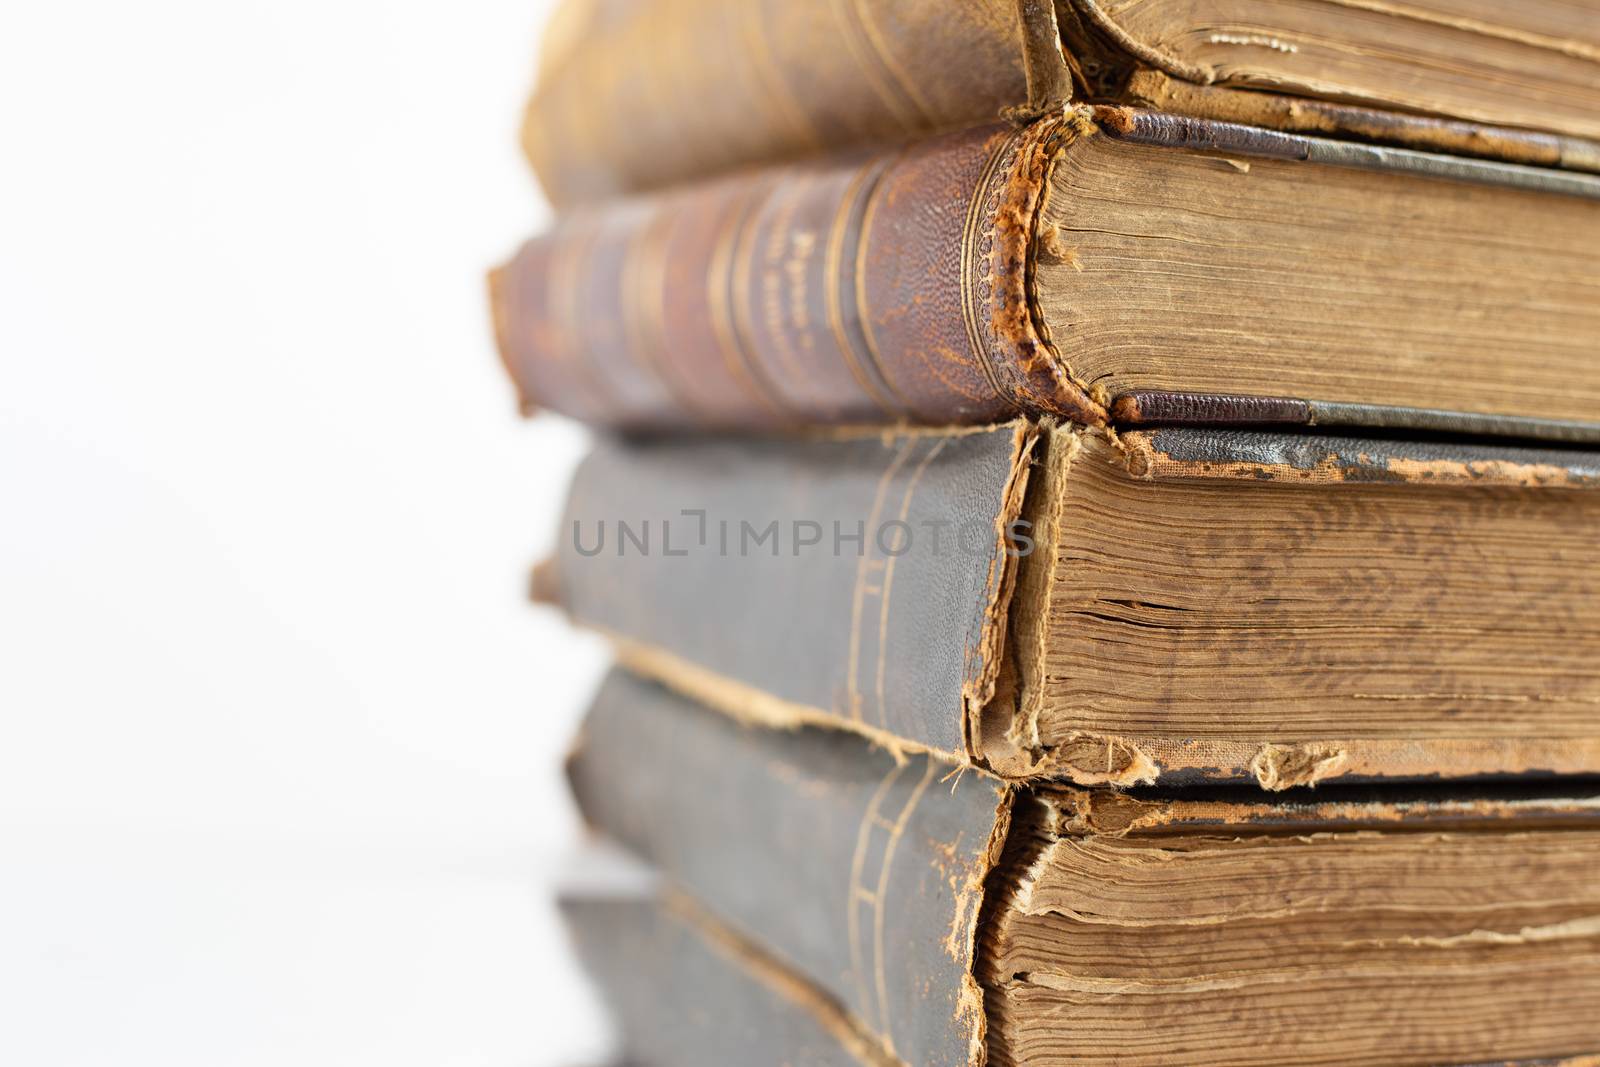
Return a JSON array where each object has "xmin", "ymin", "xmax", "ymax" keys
[
  {"xmin": 522, "ymin": 0, "xmax": 1044, "ymax": 207},
  {"xmin": 520, "ymin": 0, "xmax": 1600, "ymax": 205}
]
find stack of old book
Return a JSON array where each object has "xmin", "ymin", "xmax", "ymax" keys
[{"xmin": 493, "ymin": 1, "xmax": 1600, "ymax": 1063}]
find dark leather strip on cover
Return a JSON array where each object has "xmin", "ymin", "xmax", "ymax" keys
[
  {"xmin": 1093, "ymin": 106, "xmax": 1600, "ymax": 200},
  {"xmin": 1111, "ymin": 390, "xmax": 1312, "ymax": 427},
  {"xmin": 1122, "ymin": 72, "xmax": 1600, "ymax": 175},
  {"xmin": 568, "ymin": 669, "xmax": 1009, "ymax": 1067},
  {"xmin": 560, "ymin": 890, "xmax": 881, "ymax": 1067},
  {"xmin": 1124, "ymin": 427, "xmax": 1600, "ymax": 487},
  {"xmin": 1042, "ymin": 779, "xmax": 1600, "ymax": 837},
  {"xmin": 555, "ymin": 423, "xmax": 1035, "ymax": 759},
  {"xmin": 1303, "ymin": 401, "xmax": 1600, "ymax": 446},
  {"xmin": 1113, "ymin": 391, "xmax": 1600, "ymax": 444}
]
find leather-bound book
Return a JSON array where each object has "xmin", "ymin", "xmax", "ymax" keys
[
  {"xmin": 543, "ymin": 422, "xmax": 1600, "ymax": 789},
  {"xmin": 566, "ymin": 669, "xmax": 1600, "ymax": 1067},
  {"xmin": 524, "ymin": 0, "xmax": 1600, "ymax": 206},
  {"xmin": 493, "ymin": 109, "xmax": 1600, "ymax": 434}
]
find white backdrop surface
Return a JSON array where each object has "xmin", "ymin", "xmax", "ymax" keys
[{"xmin": 0, "ymin": 2, "xmax": 613, "ymax": 1063}]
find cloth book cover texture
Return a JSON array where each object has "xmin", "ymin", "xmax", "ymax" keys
[{"xmin": 560, "ymin": 884, "xmax": 892, "ymax": 1067}]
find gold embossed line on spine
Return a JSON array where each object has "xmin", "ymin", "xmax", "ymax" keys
[
  {"xmin": 706, "ymin": 177, "xmax": 792, "ymax": 420},
  {"xmin": 621, "ymin": 205, "xmax": 708, "ymax": 421},
  {"xmin": 844, "ymin": 435, "xmax": 920, "ymax": 724},
  {"xmin": 846, "ymin": 759, "xmax": 905, "ymax": 1031},
  {"xmin": 545, "ymin": 222, "xmax": 615, "ymax": 423},
  {"xmin": 828, "ymin": 155, "xmax": 910, "ymax": 418},
  {"xmin": 959, "ymin": 132, "xmax": 1026, "ymax": 405},
  {"xmin": 831, "ymin": 0, "xmax": 936, "ymax": 130},
  {"xmin": 850, "ymin": 143, "xmax": 920, "ymax": 421},
  {"xmin": 737, "ymin": 0, "xmax": 824, "ymax": 159},
  {"xmin": 743, "ymin": 178, "xmax": 818, "ymax": 409}
]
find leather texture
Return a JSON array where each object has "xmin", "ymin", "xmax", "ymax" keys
[
  {"xmin": 523, "ymin": 0, "xmax": 1030, "ymax": 206},
  {"xmin": 569, "ymin": 668, "xmax": 1008, "ymax": 1067},
  {"xmin": 1070, "ymin": 0, "xmax": 1600, "ymax": 143},
  {"xmin": 1113, "ymin": 391, "xmax": 1600, "ymax": 444},
  {"xmin": 1124, "ymin": 70, "xmax": 1600, "ymax": 174},
  {"xmin": 1040, "ymin": 778, "xmax": 1600, "ymax": 836},
  {"xmin": 1127, "ymin": 428, "xmax": 1600, "ymax": 487},
  {"xmin": 1111, "ymin": 390, "xmax": 1312, "ymax": 427},
  {"xmin": 498, "ymin": 120, "xmax": 1101, "ymax": 430},
  {"xmin": 495, "ymin": 106, "xmax": 1600, "ymax": 433},
  {"xmin": 521, "ymin": 0, "xmax": 1600, "ymax": 205},
  {"xmin": 1091, "ymin": 106, "xmax": 1600, "ymax": 199}
]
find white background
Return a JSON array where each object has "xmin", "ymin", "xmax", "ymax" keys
[{"xmin": 0, "ymin": 1, "xmax": 615, "ymax": 1063}]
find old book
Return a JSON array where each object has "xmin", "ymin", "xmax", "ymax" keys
[
  {"xmin": 493, "ymin": 108, "xmax": 1600, "ymax": 434},
  {"xmin": 559, "ymin": 849, "xmax": 893, "ymax": 1066},
  {"xmin": 545, "ymin": 422, "xmax": 1600, "ymax": 789},
  {"xmin": 568, "ymin": 668, "xmax": 1600, "ymax": 1067},
  {"xmin": 523, "ymin": 0, "xmax": 1600, "ymax": 205}
]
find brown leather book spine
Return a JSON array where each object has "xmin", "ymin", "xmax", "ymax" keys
[
  {"xmin": 568, "ymin": 669, "xmax": 1009, "ymax": 1067},
  {"xmin": 494, "ymin": 117, "xmax": 1104, "ymax": 430}
]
